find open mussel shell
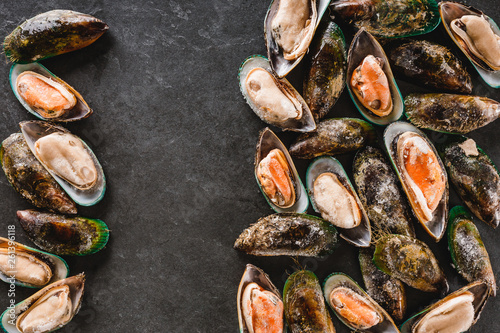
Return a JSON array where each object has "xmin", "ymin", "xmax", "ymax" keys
[
  {"xmin": 265, "ymin": 0, "xmax": 331, "ymax": 78},
  {"xmin": 237, "ymin": 264, "xmax": 285, "ymax": 333},
  {"xmin": 0, "ymin": 273, "xmax": 85, "ymax": 333},
  {"xmin": 255, "ymin": 128, "xmax": 309, "ymax": 213},
  {"xmin": 239, "ymin": 55, "xmax": 316, "ymax": 132},
  {"xmin": 20, "ymin": 121, "xmax": 106, "ymax": 206},
  {"xmin": 10, "ymin": 63, "xmax": 92, "ymax": 122},
  {"xmin": 400, "ymin": 281, "xmax": 490, "ymax": 333},
  {"xmin": 440, "ymin": 1, "xmax": 500, "ymax": 88},
  {"xmin": 384, "ymin": 122, "xmax": 448, "ymax": 241},
  {"xmin": 306, "ymin": 156, "xmax": 371, "ymax": 247},
  {"xmin": 0, "ymin": 237, "xmax": 68, "ymax": 288},
  {"xmin": 346, "ymin": 29, "xmax": 403, "ymax": 126},
  {"xmin": 323, "ymin": 273, "xmax": 400, "ymax": 332}
]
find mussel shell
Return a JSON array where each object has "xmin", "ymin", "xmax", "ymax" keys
[
  {"xmin": 306, "ymin": 156, "xmax": 371, "ymax": 247},
  {"xmin": 265, "ymin": 0, "xmax": 331, "ymax": 78},
  {"xmin": 448, "ymin": 206, "xmax": 496, "ymax": 296},
  {"xmin": 20, "ymin": 121, "xmax": 106, "ymax": 206},
  {"xmin": 283, "ymin": 270, "xmax": 335, "ymax": 332},
  {"xmin": 0, "ymin": 237, "xmax": 68, "ymax": 288},
  {"xmin": 439, "ymin": 1, "xmax": 500, "ymax": 88},
  {"xmin": 323, "ymin": 272, "xmax": 400, "ymax": 332},
  {"xmin": 10, "ymin": 63, "xmax": 92, "ymax": 122},
  {"xmin": 346, "ymin": 29, "xmax": 403, "ymax": 125},
  {"xmin": 239, "ymin": 55, "xmax": 316, "ymax": 132},
  {"xmin": 255, "ymin": 128, "xmax": 309, "ymax": 213},
  {"xmin": 384, "ymin": 122, "xmax": 448, "ymax": 241},
  {"xmin": 438, "ymin": 136, "xmax": 500, "ymax": 227},
  {"xmin": 0, "ymin": 273, "xmax": 85, "ymax": 333}
]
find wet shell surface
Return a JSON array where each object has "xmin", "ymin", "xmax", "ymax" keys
[
  {"xmin": 239, "ymin": 55, "xmax": 316, "ymax": 132},
  {"xmin": 10, "ymin": 63, "xmax": 92, "ymax": 122},
  {"xmin": 306, "ymin": 156, "xmax": 371, "ymax": 247}
]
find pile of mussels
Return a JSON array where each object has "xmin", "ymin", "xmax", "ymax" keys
[
  {"xmin": 0, "ymin": 10, "xmax": 109, "ymax": 333},
  {"xmin": 235, "ymin": 0, "xmax": 500, "ymax": 332}
]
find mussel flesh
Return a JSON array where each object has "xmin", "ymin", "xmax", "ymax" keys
[{"xmin": 256, "ymin": 149, "xmax": 295, "ymax": 208}]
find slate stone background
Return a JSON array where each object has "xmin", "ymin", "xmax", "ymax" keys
[{"xmin": 0, "ymin": 0, "xmax": 499, "ymax": 332}]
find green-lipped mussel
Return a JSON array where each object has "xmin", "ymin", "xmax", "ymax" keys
[
  {"xmin": 323, "ymin": 273, "xmax": 400, "ymax": 332},
  {"xmin": 384, "ymin": 122, "xmax": 448, "ymax": 241},
  {"xmin": 4, "ymin": 10, "xmax": 108, "ymax": 63},
  {"xmin": 17, "ymin": 210, "xmax": 109, "ymax": 256},
  {"xmin": 234, "ymin": 213, "xmax": 338, "ymax": 257},
  {"xmin": 373, "ymin": 234, "xmax": 448, "ymax": 293},
  {"xmin": 0, "ymin": 274, "xmax": 85, "ymax": 333},
  {"xmin": 448, "ymin": 206, "xmax": 496, "ymax": 296},
  {"xmin": 306, "ymin": 156, "xmax": 371, "ymax": 247},
  {"xmin": 438, "ymin": 136, "xmax": 500, "ymax": 227},
  {"xmin": 289, "ymin": 118, "xmax": 375, "ymax": 159},
  {"xmin": 284, "ymin": 270, "xmax": 335, "ymax": 332}
]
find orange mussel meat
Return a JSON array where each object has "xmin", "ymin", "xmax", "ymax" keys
[
  {"xmin": 330, "ymin": 287, "xmax": 381, "ymax": 329},
  {"xmin": 257, "ymin": 149, "xmax": 296, "ymax": 208}
]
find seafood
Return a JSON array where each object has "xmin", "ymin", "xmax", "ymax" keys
[
  {"xmin": 289, "ymin": 118, "xmax": 375, "ymax": 159},
  {"xmin": 303, "ymin": 20, "xmax": 347, "ymax": 120},
  {"xmin": 233, "ymin": 213, "xmax": 338, "ymax": 257},
  {"xmin": 17, "ymin": 210, "xmax": 109, "ymax": 256},
  {"xmin": 306, "ymin": 156, "xmax": 371, "ymax": 247},
  {"xmin": 373, "ymin": 234, "xmax": 448, "ymax": 293},
  {"xmin": 4, "ymin": 10, "xmax": 108, "ymax": 63},
  {"xmin": 283, "ymin": 270, "xmax": 335, "ymax": 332},
  {"xmin": 448, "ymin": 206, "xmax": 496, "ymax": 295},
  {"xmin": 0, "ymin": 274, "xmax": 85, "ymax": 333},
  {"xmin": 323, "ymin": 273, "xmax": 399, "ymax": 332},
  {"xmin": 438, "ymin": 136, "xmax": 500, "ymax": 228},
  {"xmin": 388, "ymin": 40, "xmax": 472, "ymax": 94},
  {"xmin": 1, "ymin": 133, "xmax": 77, "ymax": 215},
  {"xmin": 405, "ymin": 93, "xmax": 500, "ymax": 134},
  {"xmin": 384, "ymin": 122, "xmax": 448, "ymax": 241},
  {"xmin": 239, "ymin": 55, "xmax": 316, "ymax": 132},
  {"xmin": 237, "ymin": 264, "xmax": 285, "ymax": 333}
]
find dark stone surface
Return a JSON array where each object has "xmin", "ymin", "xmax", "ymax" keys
[{"xmin": 0, "ymin": 0, "xmax": 499, "ymax": 332}]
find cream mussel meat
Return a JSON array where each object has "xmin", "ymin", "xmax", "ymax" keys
[
  {"xmin": 10, "ymin": 63, "xmax": 92, "ymax": 122},
  {"xmin": 306, "ymin": 156, "xmax": 371, "ymax": 247},
  {"xmin": 237, "ymin": 264, "xmax": 285, "ymax": 333},
  {"xmin": 239, "ymin": 56, "xmax": 316, "ymax": 132},
  {"xmin": 1, "ymin": 274, "xmax": 85, "ymax": 333},
  {"xmin": 0, "ymin": 237, "xmax": 68, "ymax": 288},
  {"xmin": 20, "ymin": 121, "xmax": 106, "ymax": 206}
]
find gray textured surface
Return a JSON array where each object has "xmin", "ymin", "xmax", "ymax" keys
[{"xmin": 0, "ymin": 0, "xmax": 499, "ymax": 332}]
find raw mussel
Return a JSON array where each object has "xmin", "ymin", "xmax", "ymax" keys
[
  {"xmin": 283, "ymin": 270, "xmax": 335, "ymax": 332},
  {"xmin": 17, "ymin": 210, "xmax": 109, "ymax": 256},
  {"xmin": 10, "ymin": 63, "xmax": 92, "ymax": 122},
  {"xmin": 438, "ymin": 136, "xmax": 500, "ymax": 228},
  {"xmin": 323, "ymin": 273, "xmax": 400, "ymax": 332},
  {"xmin": 0, "ymin": 274, "xmax": 85, "ymax": 333},
  {"xmin": 388, "ymin": 39, "xmax": 472, "ymax": 94},
  {"xmin": 1, "ymin": 133, "xmax": 77, "ymax": 215},
  {"xmin": 234, "ymin": 213, "xmax": 338, "ymax": 257},
  {"xmin": 346, "ymin": 29, "xmax": 403, "ymax": 125},
  {"xmin": 265, "ymin": 0, "xmax": 331, "ymax": 77},
  {"xmin": 306, "ymin": 156, "xmax": 371, "ymax": 247},
  {"xmin": 4, "ymin": 10, "xmax": 108, "ymax": 63},
  {"xmin": 0, "ymin": 237, "xmax": 68, "ymax": 288},
  {"xmin": 405, "ymin": 93, "xmax": 500, "ymax": 134},
  {"xmin": 400, "ymin": 281, "xmax": 490, "ymax": 333},
  {"xmin": 255, "ymin": 128, "xmax": 308, "ymax": 213},
  {"xmin": 239, "ymin": 55, "xmax": 316, "ymax": 132},
  {"xmin": 448, "ymin": 206, "xmax": 496, "ymax": 296},
  {"xmin": 384, "ymin": 122, "xmax": 448, "ymax": 241},
  {"xmin": 303, "ymin": 20, "xmax": 347, "ymax": 121},
  {"xmin": 237, "ymin": 264, "xmax": 285, "ymax": 333},
  {"xmin": 289, "ymin": 118, "xmax": 375, "ymax": 159},
  {"xmin": 373, "ymin": 234, "xmax": 448, "ymax": 293}
]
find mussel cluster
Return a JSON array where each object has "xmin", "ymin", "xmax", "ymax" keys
[
  {"xmin": 235, "ymin": 0, "xmax": 500, "ymax": 332},
  {"xmin": 0, "ymin": 10, "xmax": 109, "ymax": 333}
]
